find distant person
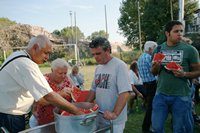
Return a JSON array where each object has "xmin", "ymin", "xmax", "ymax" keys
[
  {"xmin": 193, "ymin": 77, "xmax": 200, "ymax": 103},
  {"xmin": 29, "ymin": 58, "xmax": 75, "ymax": 127},
  {"xmin": 69, "ymin": 65, "xmax": 84, "ymax": 90},
  {"xmin": 137, "ymin": 41, "xmax": 157, "ymax": 133},
  {"xmin": 0, "ymin": 35, "xmax": 83, "ymax": 132},
  {"xmin": 86, "ymin": 37, "xmax": 132, "ymax": 133},
  {"xmin": 128, "ymin": 61, "xmax": 144, "ymax": 114},
  {"xmin": 151, "ymin": 20, "xmax": 200, "ymax": 133}
]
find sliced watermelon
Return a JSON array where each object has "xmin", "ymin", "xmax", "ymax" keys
[
  {"xmin": 60, "ymin": 104, "xmax": 99, "ymax": 116},
  {"xmin": 76, "ymin": 90, "xmax": 89, "ymax": 102},
  {"xmin": 71, "ymin": 86, "xmax": 82, "ymax": 102},
  {"xmin": 165, "ymin": 62, "xmax": 182, "ymax": 71},
  {"xmin": 153, "ymin": 52, "xmax": 165, "ymax": 62},
  {"xmin": 61, "ymin": 111, "xmax": 74, "ymax": 116},
  {"xmin": 90, "ymin": 104, "xmax": 99, "ymax": 112}
]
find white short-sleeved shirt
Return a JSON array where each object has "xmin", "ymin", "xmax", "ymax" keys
[
  {"xmin": 0, "ymin": 51, "xmax": 53, "ymax": 115},
  {"xmin": 129, "ymin": 70, "xmax": 143, "ymax": 85}
]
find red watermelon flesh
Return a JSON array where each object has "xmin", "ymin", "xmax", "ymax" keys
[
  {"xmin": 71, "ymin": 86, "xmax": 82, "ymax": 102},
  {"xmin": 90, "ymin": 104, "xmax": 99, "ymax": 112},
  {"xmin": 61, "ymin": 111, "xmax": 74, "ymax": 116},
  {"xmin": 165, "ymin": 62, "xmax": 182, "ymax": 70},
  {"xmin": 60, "ymin": 104, "xmax": 99, "ymax": 116},
  {"xmin": 153, "ymin": 52, "xmax": 165, "ymax": 62}
]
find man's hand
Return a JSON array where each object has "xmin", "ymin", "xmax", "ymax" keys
[
  {"xmin": 103, "ymin": 111, "xmax": 118, "ymax": 120},
  {"xmin": 136, "ymin": 92, "xmax": 143, "ymax": 99},
  {"xmin": 151, "ymin": 61, "xmax": 161, "ymax": 75},
  {"xmin": 172, "ymin": 69, "xmax": 185, "ymax": 78}
]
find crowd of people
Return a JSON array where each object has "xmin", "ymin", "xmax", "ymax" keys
[{"xmin": 1, "ymin": 20, "xmax": 200, "ymax": 133}]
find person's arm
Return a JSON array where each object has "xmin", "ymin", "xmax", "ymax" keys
[
  {"xmin": 151, "ymin": 61, "xmax": 161, "ymax": 75},
  {"xmin": 85, "ymin": 90, "xmax": 95, "ymax": 102},
  {"xmin": 193, "ymin": 78, "xmax": 200, "ymax": 86},
  {"xmin": 31, "ymin": 102, "xmax": 39, "ymax": 118},
  {"xmin": 173, "ymin": 63, "xmax": 200, "ymax": 79},
  {"xmin": 36, "ymin": 87, "xmax": 72, "ymax": 106},
  {"xmin": 103, "ymin": 91, "xmax": 130, "ymax": 120},
  {"xmin": 131, "ymin": 84, "xmax": 143, "ymax": 98},
  {"xmin": 43, "ymin": 91, "xmax": 83, "ymax": 115}
]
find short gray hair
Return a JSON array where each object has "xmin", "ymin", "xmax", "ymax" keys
[
  {"xmin": 144, "ymin": 41, "xmax": 157, "ymax": 52},
  {"xmin": 27, "ymin": 35, "xmax": 52, "ymax": 50},
  {"xmin": 72, "ymin": 65, "xmax": 79, "ymax": 70},
  {"xmin": 51, "ymin": 58, "xmax": 70, "ymax": 70}
]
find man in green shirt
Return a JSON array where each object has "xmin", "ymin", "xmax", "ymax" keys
[{"xmin": 151, "ymin": 20, "xmax": 200, "ymax": 133}]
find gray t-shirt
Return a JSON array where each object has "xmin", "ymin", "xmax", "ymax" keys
[{"xmin": 91, "ymin": 57, "xmax": 132, "ymax": 124}]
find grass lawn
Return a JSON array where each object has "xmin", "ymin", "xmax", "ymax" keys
[{"xmin": 40, "ymin": 65, "xmax": 200, "ymax": 132}]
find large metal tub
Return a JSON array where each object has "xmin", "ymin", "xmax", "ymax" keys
[
  {"xmin": 19, "ymin": 122, "xmax": 55, "ymax": 133},
  {"xmin": 54, "ymin": 102, "xmax": 98, "ymax": 133}
]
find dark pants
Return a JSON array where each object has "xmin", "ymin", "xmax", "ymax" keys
[
  {"xmin": 142, "ymin": 80, "xmax": 157, "ymax": 132},
  {"xmin": 195, "ymin": 84, "xmax": 200, "ymax": 103},
  {"xmin": 0, "ymin": 113, "xmax": 25, "ymax": 133},
  {"xmin": 135, "ymin": 85, "xmax": 147, "ymax": 98}
]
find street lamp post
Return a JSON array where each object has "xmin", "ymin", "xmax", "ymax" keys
[
  {"xmin": 137, "ymin": 0, "xmax": 142, "ymax": 51},
  {"xmin": 104, "ymin": 5, "xmax": 108, "ymax": 39},
  {"xmin": 74, "ymin": 12, "xmax": 78, "ymax": 64},
  {"xmin": 69, "ymin": 11, "xmax": 73, "ymax": 44}
]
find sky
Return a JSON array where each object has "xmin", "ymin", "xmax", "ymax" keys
[{"xmin": 0, "ymin": 0, "xmax": 125, "ymax": 43}]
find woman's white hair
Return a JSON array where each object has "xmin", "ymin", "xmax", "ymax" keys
[
  {"xmin": 144, "ymin": 41, "xmax": 157, "ymax": 52},
  {"xmin": 27, "ymin": 35, "xmax": 52, "ymax": 50},
  {"xmin": 51, "ymin": 58, "xmax": 70, "ymax": 70}
]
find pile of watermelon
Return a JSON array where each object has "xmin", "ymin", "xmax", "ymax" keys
[
  {"xmin": 165, "ymin": 61, "xmax": 182, "ymax": 71},
  {"xmin": 153, "ymin": 52, "xmax": 165, "ymax": 62},
  {"xmin": 71, "ymin": 86, "xmax": 82, "ymax": 102},
  {"xmin": 60, "ymin": 104, "xmax": 99, "ymax": 116},
  {"xmin": 71, "ymin": 87, "xmax": 89, "ymax": 102}
]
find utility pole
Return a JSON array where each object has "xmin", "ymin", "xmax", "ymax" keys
[
  {"xmin": 104, "ymin": 5, "xmax": 108, "ymax": 39},
  {"xmin": 178, "ymin": 0, "xmax": 185, "ymax": 27},
  {"xmin": 137, "ymin": 0, "xmax": 142, "ymax": 51},
  {"xmin": 74, "ymin": 12, "xmax": 78, "ymax": 64},
  {"xmin": 170, "ymin": 0, "xmax": 173, "ymax": 20},
  {"xmin": 69, "ymin": 11, "xmax": 73, "ymax": 44}
]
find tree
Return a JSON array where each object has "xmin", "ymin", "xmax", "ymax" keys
[
  {"xmin": 52, "ymin": 29, "xmax": 61, "ymax": 36},
  {"xmin": 87, "ymin": 30, "xmax": 109, "ymax": 40},
  {"xmin": 53, "ymin": 26, "xmax": 84, "ymax": 44},
  {"xmin": 0, "ymin": 17, "xmax": 16, "ymax": 28},
  {"xmin": 118, "ymin": 0, "xmax": 199, "ymax": 48}
]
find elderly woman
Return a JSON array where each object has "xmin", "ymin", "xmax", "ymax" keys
[
  {"xmin": 128, "ymin": 61, "xmax": 144, "ymax": 114},
  {"xmin": 69, "ymin": 65, "xmax": 84, "ymax": 90},
  {"xmin": 29, "ymin": 58, "xmax": 75, "ymax": 127}
]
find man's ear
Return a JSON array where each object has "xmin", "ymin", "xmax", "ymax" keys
[
  {"xmin": 165, "ymin": 31, "xmax": 169, "ymax": 37},
  {"xmin": 32, "ymin": 43, "xmax": 39, "ymax": 51}
]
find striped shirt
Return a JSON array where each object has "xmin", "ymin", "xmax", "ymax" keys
[{"xmin": 137, "ymin": 52, "xmax": 156, "ymax": 83}]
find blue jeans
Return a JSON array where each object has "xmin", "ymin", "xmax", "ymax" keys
[
  {"xmin": 0, "ymin": 113, "xmax": 25, "ymax": 133},
  {"xmin": 152, "ymin": 93, "xmax": 193, "ymax": 133}
]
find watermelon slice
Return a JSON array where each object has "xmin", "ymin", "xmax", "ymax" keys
[
  {"xmin": 153, "ymin": 52, "xmax": 165, "ymax": 62},
  {"xmin": 165, "ymin": 62, "xmax": 182, "ymax": 71},
  {"xmin": 60, "ymin": 104, "xmax": 99, "ymax": 116},
  {"xmin": 61, "ymin": 111, "xmax": 74, "ymax": 116},
  {"xmin": 90, "ymin": 104, "xmax": 99, "ymax": 112},
  {"xmin": 76, "ymin": 90, "xmax": 89, "ymax": 102},
  {"xmin": 71, "ymin": 86, "xmax": 82, "ymax": 102}
]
